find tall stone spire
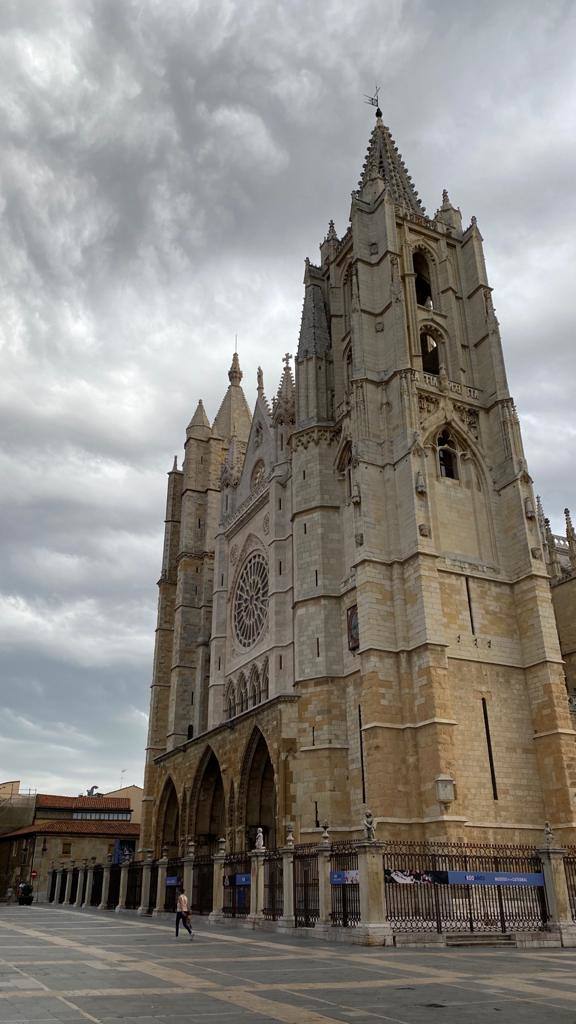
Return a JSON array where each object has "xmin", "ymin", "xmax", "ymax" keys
[
  {"xmin": 228, "ymin": 351, "xmax": 243, "ymax": 385},
  {"xmin": 187, "ymin": 399, "xmax": 211, "ymax": 438},
  {"xmin": 297, "ymin": 283, "xmax": 331, "ymax": 360},
  {"xmin": 565, "ymin": 508, "xmax": 576, "ymax": 571},
  {"xmin": 212, "ymin": 351, "xmax": 252, "ymax": 443},
  {"xmin": 272, "ymin": 353, "xmax": 296, "ymax": 425},
  {"xmin": 357, "ymin": 108, "xmax": 425, "ymax": 214}
]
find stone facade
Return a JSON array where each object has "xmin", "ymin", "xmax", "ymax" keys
[{"xmin": 141, "ymin": 112, "xmax": 576, "ymax": 857}]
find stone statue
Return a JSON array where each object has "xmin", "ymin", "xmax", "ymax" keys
[
  {"xmin": 255, "ymin": 827, "xmax": 265, "ymax": 850},
  {"xmin": 364, "ymin": 810, "xmax": 376, "ymax": 842},
  {"xmin": 285, "ymin": 823, "xmax": 294, "ymax": 849},
  {"xmin": 544, "ymin": 821, "xmax": 554, "ymax": 848}
]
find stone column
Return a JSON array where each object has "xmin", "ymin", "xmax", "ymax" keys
[
  {"xmin": 182, "ymin": 841, "xmax": 195, "ymax": 906},
  {"xmin": 539, "ymin": 843, "xmax": 576, "ymax": 946},
  {"xmin": 209, "ymin": 838, "xmax": 226, "ymax": 924},
  {"xmin": 64, "ymin": 861, "xmax": 75, "ymax": 905},
  {"xmin": 153, "ymin": 856, "xmax": 168, "ymax": 916},
  {"xmin": 317, "ymin": 826, "xmax": 332, "ymax": 932},
  {"xmin": 137, "ymin": 853, "xmax": 153, "ymax": 915},
  {"xmin": 46, "ymin": 864, "xmax": 55, "ymax": 904},
  {"xmin": 75, "ymin": 860, "xmax": 87, "ymax": 908},
  {"xmin": 99, "ymin": 856, "xmax": 112, "ymax": 911},
  {"xmin": 115, "ymin": 855, "xmax": 130, "ymax": 913},
  {"xmin": 356, "ymin": 842, "xmax": 393, "ymax": 945},
  {"xmin": 55, "ymin": 865, "xmax": 64, "ymax": 903},
  {"xmin": 279, "ymin": 836, "xmax": 295, "ymax": 930},
  {"xmin": 83, "ymin": 858, "xmax": 95, "ymax": 909}
]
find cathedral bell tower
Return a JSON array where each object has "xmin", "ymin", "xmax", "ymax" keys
[{"xmin": 293, "ymin": 108, "xmax": 576, "ymax": 839}]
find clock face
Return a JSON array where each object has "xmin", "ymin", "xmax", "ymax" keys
[{"xmin": 233, "ymin": 552, "xmax": 269, "ymax": 649}]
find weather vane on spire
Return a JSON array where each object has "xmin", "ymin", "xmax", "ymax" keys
[{"xmin": 364, "ymin": 84, "xmax": 381, "ymax": 110}]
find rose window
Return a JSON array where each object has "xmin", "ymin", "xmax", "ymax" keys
[{"xmin": 233, "ymin": 552, "xmax": 269, "ymax": 648}]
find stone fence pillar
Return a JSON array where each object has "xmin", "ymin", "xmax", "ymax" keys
[
  {"xmin": 64, "ymin": 862, "xmax": 75, "ymax": 904},
  {"xmin": 248, "ymin": 849, "xmax": 265, "ymax": 923},
  {"xmin": 137, "ymin": 854, "xmax": 153, "ymax": 915},
  {"xmin": 279, "ymin": 845, "xmax": 295, "ymax": 930},
  {"xmin": 99, "ymin": 857, "xmax": 112, "ymax": 911},
  {"xmin": 357, "ymin": 842, "xmax": 393, "ymax": 945},
  {"xmin": 75, "ymin": 861, "xmax": 87, "ymax": 908},
  {"xmin": 115, "ymin": 856, "xmax": 130, "ymax": 912},
  {"xmin": 317, "ymin": 831, "xmax": 332, "ymax": 931},
  {"xmin": 539, "ymin": 845, "xmax": 576, "ymax": 946},
  {"xmin": 153, "ymin": 856, "xmax": 168, "ymax": 915},
  {"xmin": 83, "ymin": 859, "xmax": 95, "ymax": 909},
  {"xmin": 182, "ymin": 843, "xmax": 195, "ymax": 905},
  {"xmin": 209, "ymin": 838, "xmax": 226, "ymax": 924}
]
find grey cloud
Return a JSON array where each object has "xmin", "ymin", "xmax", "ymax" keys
[{"xmin": 0, "ymin": 0, "xmax": 574, "ymax": 792}]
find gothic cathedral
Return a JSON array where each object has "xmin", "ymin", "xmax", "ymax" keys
[{"xmin": 140, "ymin": 111, "xmax": 576, "ymax": 858}]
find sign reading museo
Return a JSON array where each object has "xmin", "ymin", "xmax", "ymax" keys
[{"xmin": 446, "ymin": 871, "xmax": 545, "ymax": 887}]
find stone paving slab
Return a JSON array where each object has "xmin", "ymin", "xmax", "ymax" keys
[{"xmin": 2, "ymin": 906, "xmax": 576, "ymax": 1023}]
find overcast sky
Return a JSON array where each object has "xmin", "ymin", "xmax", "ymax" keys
[{"xmin": 1, "ymin": 0, "xmax": 575, "ymax": 796}]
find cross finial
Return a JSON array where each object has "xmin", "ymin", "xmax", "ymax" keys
[{"xmin": 283, "ymin": 352, "xmax": 292, "ymax": 369}]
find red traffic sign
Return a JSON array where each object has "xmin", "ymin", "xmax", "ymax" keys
[{"xmin": 31, "ymin": 871, "xmax": 37, "ymax": 879}]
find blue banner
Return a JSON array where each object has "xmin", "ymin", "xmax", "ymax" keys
[
  {"xmin": 235, "ymin": 873, "xmax": 251, "ymax": 886},
  {"xmin": 447, "ymin": 871, "xmax": 544, "ymax": 887},
  {"xmin": 330, "ymin": 870, "xmax": 360, "ymax": 886},
  {"xmin": 166, "ymin": 875, "xmax": 179, "ymax": 886}
]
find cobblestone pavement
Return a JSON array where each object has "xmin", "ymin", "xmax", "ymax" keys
[{"xmin": 1, "ymin": 907, "xmax": 576, "ymax": 1024}]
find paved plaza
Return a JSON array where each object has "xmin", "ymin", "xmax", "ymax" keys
[{"xmin": 1, "ymin": 907, "xmax": 576, "ymax": 1023}]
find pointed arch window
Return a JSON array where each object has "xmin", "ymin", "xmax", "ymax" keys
[
  {"xmin": 420, "ymin": 331, "xmax": 440, "ymax": 375},
  {"xmin": 437, "ymin": 429, "xmax": 459, "ymax": 480},
  {"xmin": 260, "ymin": 659, "xmax": 269, "ymax": 702},
  {"xmin": 226, "ymin": 684, "xmax": 236, "ymax": 720},
  {"xmin": 237, "ymin": 674, "xmax": 248, "ymax": 713},
  {"xmin": 413, "ymin": 251, "xmax": 433, "ymax": 307},
  {"xmin": 344, "ymin": 345, "xmax": 353, "ymax": 393},
  {"xmin": 249, "ymin": 665, "xmax": 260, "ymax": 707}
]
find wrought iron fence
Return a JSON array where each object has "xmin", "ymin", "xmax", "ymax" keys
[
  {"xmin": 223, "ymin": 852, "xmax": 250, "ymax": 918},
  {"xmin": 126, "ymin": 862, "xmax": 143, "ymax": 910},
  {"xmin": 263, "ymin": 849, "xmax": 283, "ymax": 921},
  {"xmin": 564, "ymin": 848, "xmax": 576, "ymax": 920},
  {"xmin": 91, "ymin": 865, "xmax": 103, "ymax": 906},
  {"xmin": 293, "ymin": 845, "xmax": 319, "ymax": 928},
  {"xmin": 192, "ymin": 854, "xmax": 214, "ymax": 915},
  {"xmin": 383, "ymin": 840, "xmax": 547, "ymax": 934},
  {"xmin": 165, "ymin": 857, "xmax": 183, "ymax": 913},
  {"xmin": 107, "ymin": 864, "xmax": 121, "ymax": 910},
  {"xmin": 330, "ymin": 842, "xmax": 360, "ymax": 928}
]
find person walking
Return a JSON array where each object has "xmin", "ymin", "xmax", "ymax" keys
[{"xmin": 175, "ymin": 889, "xmax": 193, "ymax": 940}]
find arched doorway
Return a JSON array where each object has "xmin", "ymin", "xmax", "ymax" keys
[
  {"xmin": 192, "ymin": 750, "xmax": 225, "ymax": 855},
  {"xmin": 240, "ymin": 729, "xmax": 276, "ymax": 850},
  {"xmin": 158, "ymin": 778, "xmax": 180, "ymax": 858}
]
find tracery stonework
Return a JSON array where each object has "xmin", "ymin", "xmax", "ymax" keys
[
  {"xmin": 141, "ymin": 110, "xmax": 576, "ymax": 861},
  {"xmin": 233, "ymin": 552, "xmax": 269, "ymax": 649}
]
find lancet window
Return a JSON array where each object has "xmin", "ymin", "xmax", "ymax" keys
[{"xmin": 437, "ymin": 429, "xmax": 459, "ymax": 480}]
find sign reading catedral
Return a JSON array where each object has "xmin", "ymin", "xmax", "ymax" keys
[{"xmin": 140, "ymin": 109, "xmax": 576, "ymax": 866}]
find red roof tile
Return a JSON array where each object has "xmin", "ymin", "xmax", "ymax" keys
[
  {"xmin": 36, "ymin": 794, "xmax": 130, "ymax": 810},
  {"xmin": 2, "ymin": 821, "xmax": 140, "ymax": 839}
]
